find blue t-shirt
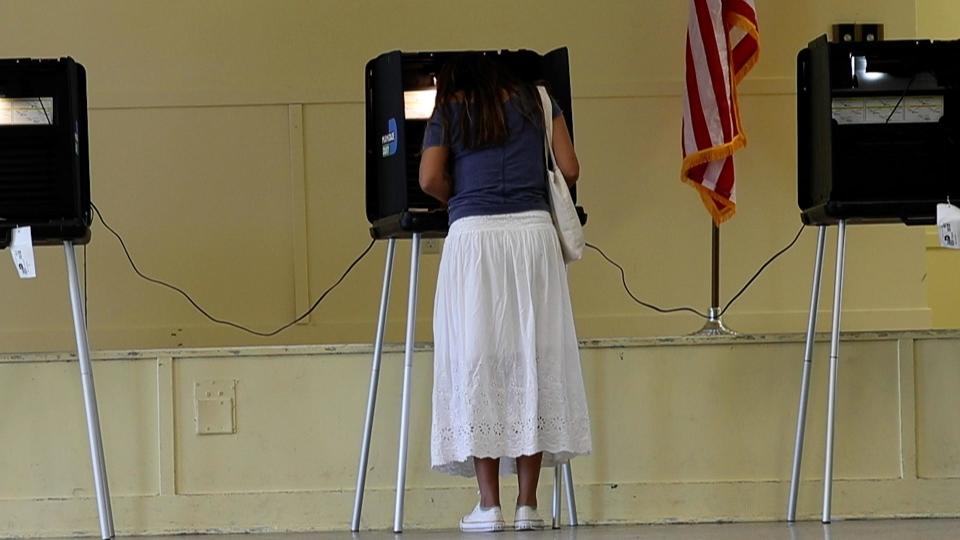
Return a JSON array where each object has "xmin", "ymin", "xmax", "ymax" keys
[{"xmin": 422, "ymin": 94, "xmax": 562, "ymax": 224}]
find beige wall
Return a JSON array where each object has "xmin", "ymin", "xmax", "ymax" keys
[
  {"xmin": 0, "ymin": 0, "xmax": 954, "ymax": 354},
  {"xmin": 4, "ymin": 332, "xmax": 960, "ymax": 535},
  {"xmin": 918, "ymin": 0, "xmax": 960, "ymax": 328}
]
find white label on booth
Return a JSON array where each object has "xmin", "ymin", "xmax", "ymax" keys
[
  {"xmin": 904, "ymin": 96, "xmax": 945, "ymax": 123},
  {"xmin": 0, "ymin": 97, "xmax": 53, "ymax": 125},
  {"xmin": 937, "ymin": 203, "xmax": 960, "ymax": 249},
  {"xmin": 10, "ymin": 226, "xmax": 37, "ymax": 279},
  {"xmin": 831, "ymin": 98, "xmax": 865, "ymax": 124},
  {"xmin": 832, "ymin": 96, "xmax": 944, "ymax": 125},
  {"xmin": 864, "ymin": 97, "xmax": 904, "ymax": 123}
]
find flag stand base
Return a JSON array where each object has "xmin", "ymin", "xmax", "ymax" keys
[{"xmin": 690, "ymin": 307, "xmax": 738, "ymax": 336}]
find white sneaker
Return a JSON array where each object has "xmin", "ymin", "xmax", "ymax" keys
[
  {"xmin": 460, "ymin": 503, "xmax": 505, "ymax": 533},
  {"xmin": 514, "ymin": 505, "xmax": 544, "ymax": 530}
]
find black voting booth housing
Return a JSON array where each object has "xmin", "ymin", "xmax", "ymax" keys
[
  {"xmin": 364, "ymin": 47, "xmax": 583, "ymax": 239},
  {"xmin": 0, "ymin": 57, "xmax": 91, "ymax": 247},
  {"xmin": 789, "ymin": 35, "xmax": 960, "ymax": 525},
  {"xmin": 0, "ymin": 57, "xmax": 113, "ymax": 539},
  {"xmin": 798, "ymin": 35, "xmax": 960, "ymax": 225}
]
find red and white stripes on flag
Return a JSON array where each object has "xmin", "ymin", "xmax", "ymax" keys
[{"xmin": 681, "ymin": 0, "xmax": 759, "ymax": 224}]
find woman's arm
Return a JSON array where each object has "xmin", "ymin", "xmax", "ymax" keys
[
  {"xmin": 552, "ymin": 114, "xmax": 580, "ymax": 186},
  {"xmin": 419, "ymin": 145, "xmax": 452, "ymax": 204}
]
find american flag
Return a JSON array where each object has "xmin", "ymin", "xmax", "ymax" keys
[{"xmin": 681, "ymin": 0, "xmax": 760, "ymax": 224}]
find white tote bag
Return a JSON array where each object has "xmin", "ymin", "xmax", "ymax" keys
[{"xmin": 537, "ymin": 86, "xmax": 584, "ymax": 263}]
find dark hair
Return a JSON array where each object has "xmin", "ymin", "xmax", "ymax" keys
[{"xmin": 433, "ymin": 54, "xmax": 543, "ymax": 149}]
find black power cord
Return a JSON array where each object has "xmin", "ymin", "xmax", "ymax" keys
[
  {"xmin": 585, "ymin": 242, "xmax": 709, "ymax": 318},
  {"xmin": 37, "ymin": 97, "xmax": 51, "ymax": 124},
  {"xmin": 588, "ymin": 223, "xmax": 806, "ymax": 320},
  {"xmin": 884, "ymin": 72, "xmax": 918, "ymax": 124},
  {"xmin": 90, "ymin": 201, "xmax": 804, "ymax": 334},
  {"xmin": 719, "ymin": 224, "xmax": 805, "ymax": 317},
  {"xmin": 90, "ymin": 203, "xmax": 375, "ymax": 337}
]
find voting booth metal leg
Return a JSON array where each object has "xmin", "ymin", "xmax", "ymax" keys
[
  {"xmin": 352, "ymin": 235, "xmax": 579, "ymax": 532},
  {"xmin": 787, "ymin": 225, "xmax": 827, "ymax": 522},
  {"xmin": 352, "ymin": 238, "xmax": 397, "ymax": 532},
  {"xmin": 562, "ymin": 461, "xmax": 579, "ymax": 526},
  {"xmin": 551, "ymin": 465, "xmax": 562, "ymax": 529},
  {"xmin": 64, "ymin": 241, "xmax": 115, "ymax": 540},
  {"xmin": 394, "ymin": 234, "xmax": 422, "ymax": 533},
  {"xmin": 549, "ymin": 462, "xmax": 579, "ymax": 528},
  {"xmin": 822, "ymin": 220, "xmax": 847, "ymax": 524}
]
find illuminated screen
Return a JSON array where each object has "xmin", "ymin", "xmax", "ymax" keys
[{"xmin": 404, "ymin": 89, "xmax": 437, "ymax": 120}]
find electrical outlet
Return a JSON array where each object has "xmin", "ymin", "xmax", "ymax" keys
[
  {"xmin": 422, "ymin": 238, "xmax": 443, "ymax": 255},
  {"xmin": 832, "ymin": 23, "xmax": 884, "ymax": 43},
  {"xmin": 860, "ymin": 24, "xmax": 884, "ymax": 43},
  {"xmin": 833, "ymin": 23, "xmax": 857, "ymax": 43},
  {"xmin": 195, "ymin": 379, "xmax": 237, "ymax": 435}
]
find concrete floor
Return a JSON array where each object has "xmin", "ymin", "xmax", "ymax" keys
[{"xmin": 119, "ymin": 519, "xmax": 960, "ymax": 539}]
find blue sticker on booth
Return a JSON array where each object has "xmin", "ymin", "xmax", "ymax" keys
[{"xmin": 382, "ymin": 118, "xmax": 398, "ymax": 157}]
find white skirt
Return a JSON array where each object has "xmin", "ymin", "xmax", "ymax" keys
[{"xmin": 431, "ymin": 210, "xmax": 592, "ymax": 477}]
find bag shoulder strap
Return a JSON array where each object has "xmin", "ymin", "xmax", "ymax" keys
[{"xmin": 536, "ymin": 86, "xmax": 556, "ymax": 170}]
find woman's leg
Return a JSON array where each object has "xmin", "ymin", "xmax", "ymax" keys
[
  {"xmin": 474, "ymin": 457, "xmax": 501, "ymax": 507},
  {"xmin": 516, "ymin": 453, "xmax": 543, "ymax": 507}
]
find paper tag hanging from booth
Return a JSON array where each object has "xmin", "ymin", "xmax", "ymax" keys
[
  {"xmin": 937, "ymin": 203, "xmax": 960, "ymax": 249},
  {"xmin": 10, "ymin": 226, "xmax": 37, "ymax": 278}
]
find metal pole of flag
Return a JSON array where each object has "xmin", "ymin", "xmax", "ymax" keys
[{"xmin": 691, "ymin": 222, "xmax": 737, "ymax": 336}]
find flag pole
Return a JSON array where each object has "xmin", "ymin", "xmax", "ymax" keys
[{"xmin": 691, "ymin": 221, "xmax": 737, "ymax": 336}]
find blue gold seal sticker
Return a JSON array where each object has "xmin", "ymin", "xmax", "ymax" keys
[{"xmin": 382, "ymin": 117, "xmax": 398, "ymax": 157}]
